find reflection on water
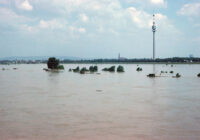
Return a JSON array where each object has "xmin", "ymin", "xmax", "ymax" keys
[{"xmin": 0, "ymin": 64, "xmax": 200, "ymax": 140}]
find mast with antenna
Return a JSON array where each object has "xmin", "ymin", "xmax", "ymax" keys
[{"xmin": 152, "ymin": 14, "xmax": 156, "ymax": 60}]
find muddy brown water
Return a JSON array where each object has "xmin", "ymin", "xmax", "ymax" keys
[{"xmin": 0, "ymin": 64, "xmax": 200, "ymax": 140}]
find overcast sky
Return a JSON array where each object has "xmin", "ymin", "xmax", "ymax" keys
[{"xmin": 0, "ymin": 0, "xmax": 200, "ymax": 58}]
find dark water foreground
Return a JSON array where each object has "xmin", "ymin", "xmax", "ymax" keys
[{"xmin": 0, "ymin": 64, "xmax": 200, "ymax": 140}]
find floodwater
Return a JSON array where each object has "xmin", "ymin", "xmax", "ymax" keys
[{"xmin": 0, "ymin": 64, "xmax": 200, "ymax": 140}]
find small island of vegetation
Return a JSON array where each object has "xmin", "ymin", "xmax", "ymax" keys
[{"xmin": 44, "ymin": 57, "xmax": 64, "ymax": 71}]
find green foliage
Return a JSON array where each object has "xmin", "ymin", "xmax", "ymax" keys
[
  {"xmin": 117, "ymin": 65, "xmax": 124, "ymax": 72},
  {"xmin": 80, "ymin": 67, "xmax": 89, "ymax": 74},
  {"xmin": 102, "ymin": 66, "xmax": 115, "ymax": 72},
  {"xmin": 73, "ymin": 66, "xmax": 80, "ymax": 72},
  {"xmin": 176, "ymin": 73, "xmax": 181, "ymax": 78},
  {"xmin": 57, "ymin": 65, "xmax": 64, "ymax": 70},
  {"xmin": 136, "ymin": 67, "xmax": 142, "ymax": 71},
  {"xmin": 89, "ymin": 66, "xmax": 98, "ymax": 72},
  {"xmin": 94, "ymin": 66, "xmax": 98, "ymax": 71},
  {"xmin": 47, "ymin": 57, "xmax": 59, "ymax": 69}
]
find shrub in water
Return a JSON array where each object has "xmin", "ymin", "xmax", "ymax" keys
[
  {"xmin": 176, "ymin": 73, "xmax": 181, "ymax": 78},
  {"xmin": 89, "ymin": 66, "xmax": 98, "ymax": 72},
  {"xmin": 47, "ymin": 57, "xmax": 59, "ymax": 69},
  {"xmin": 73, "ymin": 66, "xmax": 80, "ymax": 72},
  {"xmin": 57, "ymin": 65, "xmax": 64, "ymax": 70},
  {"xmin": 80, "ymin": 67, "xmax": 89, "ymax": 74},
  {"xmin": 102, "ymin": 66, "xmax": 115, "ymax": 72},
  {"xmin": 117, "ymin": 65, "xmax": 124, "ymax": 72},
  {"xmin": 147, "ymin": 73, "xmax": 155, "ymax": 77},
  {"xmin": 136, "ymin": 67, "xmax": 142, "ymax": 71}
]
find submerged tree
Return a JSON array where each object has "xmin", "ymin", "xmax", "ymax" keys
[
  {"xmin": 117, "ymin": 65, "xmax": 124, "ymax": 72},
  {"xmin": 80, "ymin": 67, "xmax": 89, "ymax": 74},
  {"xmin": 102, "ymin": 66, "xmax": 115, "ymax": 72},
  {"xmin": 73, "ymin": 66, "xmax": 80, "ymax": 72},
  {"xmin": 47, "ymin": 57, "xmax": 59, "ymax": 69},
  {"xmin": 89, "ymin": 66, "xmax": 98, "ymax": 72}
]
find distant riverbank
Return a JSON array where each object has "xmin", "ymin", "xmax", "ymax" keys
[{"xmin": 1, "ymin": 62, "xmax": 200, "ymax": 65}]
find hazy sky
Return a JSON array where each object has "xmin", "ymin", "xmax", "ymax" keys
[{"xmin": 0, "ymin": 0, "xmax": 200, "ymax": 58}]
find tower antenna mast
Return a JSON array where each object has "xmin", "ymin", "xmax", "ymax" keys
[{"xmin": 152, "ymin": 14, "xmax": 156, "ymax": 60}]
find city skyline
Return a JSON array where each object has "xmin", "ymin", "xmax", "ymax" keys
[{"xmin": 0, "ymin": 0, "xmax": 200, "ymax": 58}]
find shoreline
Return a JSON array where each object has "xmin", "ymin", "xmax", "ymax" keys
[{"xmin": 1, "ymin": 62, "xmax": 200, "ymax": 65}]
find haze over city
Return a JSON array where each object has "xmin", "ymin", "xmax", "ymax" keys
[{"xmin": 0, "ymin": 0, "xmax": 200, "ymax": 58}]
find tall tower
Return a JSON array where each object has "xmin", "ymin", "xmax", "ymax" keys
[{"xmin": 152, "ymin": 14, "xmax": 156, "ymax": 60}]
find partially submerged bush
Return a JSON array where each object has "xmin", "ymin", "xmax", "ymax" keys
[
  {"xmin": 80, "ymin": 67, "xmax": 89, "ymax": 74},
  {"xmin": 117, "ymin": 65, "xmax": 124, "ymax": 72},
  {"xmin": 170, "ymin": 71, "xmax": 174, "ymax": 74},
  {"xmin": 198, "ymin": 73, "xmax": 200, "ymax": 77},
  {"xmin": 73, "ymin": 66, "xmax": 80, "ymax": 72},
  {"xmin": 47, "ymin": 57, "xmax": 59, "ymax": 69},
  {"xmin": 147, "ymin": 73, "xmax": 155, "ymax": 77},
  {"xmin": 176, "ymin": 73, "xmax": 181, "ymax": 78},
  {"xmin": 69, "ymin": 68, "xmax": 72, "ymax": 72},
  {"xmin": 102, "ymin": 66, "xmax": 115, "ymax": 72},
  {"xmin": 57, "ymin": 65, "xmax": 64, "ymax": 70},
  {"xmin": 136, "ymin": 67, "xmax": 142, "ymax": 72},
  {"xmin": 89, "ymin": 66, "xmax": 98, "ymax": 72}
]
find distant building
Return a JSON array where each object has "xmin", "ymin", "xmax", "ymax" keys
[{"xmin": 118, "ymin": 53, "xmax": 127, "ymax": 60}]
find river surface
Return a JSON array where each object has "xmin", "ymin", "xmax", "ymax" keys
[{"xmin": 0, "ymin": 64, "xmax": 200, "ymax": 140}]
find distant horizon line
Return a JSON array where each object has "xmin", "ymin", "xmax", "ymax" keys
[{"xmin": 0, "ymin": 56, "xmax": 198, "ymax": 61}]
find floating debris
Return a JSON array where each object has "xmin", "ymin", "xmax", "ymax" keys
[
  {"xmin": 96, "ymin": 90, "xmax": 102, "ymax": 92},
  {"xmin": 173, "ymin": 73, "xmax": 181, "ymax": 78},
  {"xmin": 43, "ymin": 68, "xmax": 49, "ymax": 71}
]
